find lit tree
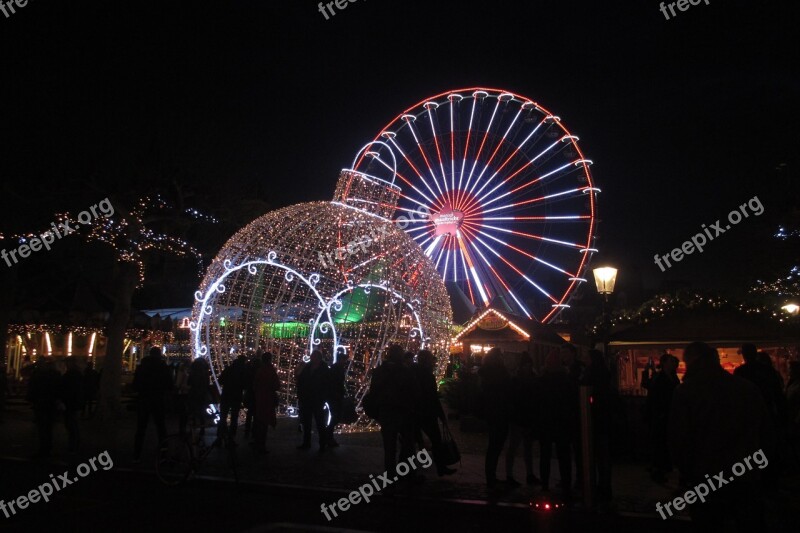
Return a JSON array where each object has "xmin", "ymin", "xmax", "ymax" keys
[
  {"xmin": 87, "ymin": 194, "xmax": 208, "ymax": 417},
  {"xmin": 1, "ymin": 193, "xmax": 211, "ymax": 417}
]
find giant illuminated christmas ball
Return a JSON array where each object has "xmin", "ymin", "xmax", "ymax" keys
[{"xmin": 190, "ymin": 169, "xmax": 452, "ymax": 421}]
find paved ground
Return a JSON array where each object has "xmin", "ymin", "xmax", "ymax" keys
[{"xmin": 0, "ymin": 398, "xmax": 797, "ymax": 532}]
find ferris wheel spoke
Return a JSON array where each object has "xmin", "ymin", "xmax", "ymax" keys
[
  {"xmin": 415, "ymin": 234, "xmax": 433, "ymax": 249},
  {"xmin": 466, "ymin": 238, "xmax": 532, "ymax": 318},
  {"xmin": 476, "ymin": 161, "xmax": 578, "ymax": 212},
  {"xmin": 441, "ymin": 244, "xmax": 452, "ymax": 280},
  {"xmin": 448, "ymin": 95, "xmax": 459, "ymax": 194},
  {"xmin": 468, "ymin": 107, "xmax": 523, "ymax": 200},
  {"xmin": 405, "ymin": 224, "xmax": 435, "ymax": 237},
  {"xmin": 386, "ymin": 136, "xmax": 443, "ymax": 209},
  {"xmin": 425, "ymin": 104, "xmax": 454, "ymax": 205},
  {"xmin": 455, "ymin": 229, "xmax": 490, "ymax": 305},
  {"xmin": 462, "ymin": 227, "xmax": 557, "ymax": 304},
  {"xmin": 463, "ymin": 118, "xmax": 547, "ymax": 211},
  {"xmin": 479, "ymin": 215, "xmax": 591, "ymax": 222},
  {"xmin": 455, "ymin": 97, "xmax": 478, "ymax": 209},
  {"xmin": 477, "ymin": 187, "xmax": 588, "ymax": 217},
  {"xmin": 371, "ymin": 153, "xmax": 440, "ymax": 208},
  {"xmin": 464, "ymin": 137, "xmax": 567, "ymax": 214},
  {"xmin": 463, "ymin": 97, "xmax": 500, "ymax": 196},
  {"xmin": 452, "ymin": 240, "xmax": 459, "ymax": 282},
  {"xmin": 463, "ymin": 223, "xmax": 577, "ymax": 278},
  {"xmin": 405, "ymin": 116, "xmax": 447, "ymax": 200},
  {"xmin": 456, "ymin": 247, "xmax": 471, "ymax": 299},
  {"xmin": 424, "ymin": 234, "xmax": 444, "ymax": 257},
  {"xmin": 477, "ymin": 222, "xmax": 586, "ymax": 250},
  {"xmin": 433, "ymin": 240, "xmax": 448, "ymax": 270}
]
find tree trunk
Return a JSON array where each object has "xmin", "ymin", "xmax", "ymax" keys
[
  {"xmin": 98, "ymin": 260, "xmax": 138, "ymax": 419},
  {"xmin": 0, "ymin": 265, "xmax": 18, "ymax": 367}
]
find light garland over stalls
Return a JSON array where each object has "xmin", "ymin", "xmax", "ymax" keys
[
  {"xmin": 7, "ymin": 323, "xmax": 175, "ymax": 341},
  {"xmin": 191, "ymin": 171, "xmax": 452, "ymax": 430}
]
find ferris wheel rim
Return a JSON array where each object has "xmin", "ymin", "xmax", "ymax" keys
[{"xmin": 354, "ymin": 87, "xmax": 599, "ymax": 323}]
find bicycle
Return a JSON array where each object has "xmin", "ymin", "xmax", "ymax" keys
[{"xmin": 155, "ymin": 411, "xmax": 239, "ymax": 486}]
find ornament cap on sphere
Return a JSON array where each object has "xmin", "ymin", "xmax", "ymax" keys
[{"xmin": 333, "ymin": 169, "xmax": 401, "ymax": 220}]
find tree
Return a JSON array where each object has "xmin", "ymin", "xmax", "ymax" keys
[
  {"xmin": 1, "ymin": 194, "xmax": 209, "ymax": 418},
  {"xmin": 87, "ymin": 194, "xmax": 211, "ymax": 417}
]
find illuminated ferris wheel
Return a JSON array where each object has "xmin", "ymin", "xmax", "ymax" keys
[{"xmin": 352, "ymin": 88, "xmax": 599, "ymax": 323}]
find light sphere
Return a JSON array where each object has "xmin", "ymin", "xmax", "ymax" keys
[{"xmin": 191, "ymin": 170, "xmax": 453, "ymax": 426}]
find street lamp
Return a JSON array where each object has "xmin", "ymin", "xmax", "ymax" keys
[
  {"xmin": 593, "ymin": 265, "xmax": 618, "ymax": 347},
  {"xmin": 593, "ymin": 266, "xmax": 618, "ymax": 300},
  {"xmin": 781, "ymin": 303, "xmax": 799, "ymax": 315}
]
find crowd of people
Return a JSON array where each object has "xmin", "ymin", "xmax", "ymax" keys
[
  {"xmin": 366, "ymin": 344, "xmax": 456, "ymax": 479},
  {"xmin": 20, "ymin": 358, "xmax": 100, "ymax": 458},
  {"xmin": 642, "ymin": 341, "xmax": 799, "ymax": 530},
  {"xmin": 7, "ymin": 337, "xmax": 800, "ymax": 529},
  {"xmin": 473, "ymin": 344, "xmax": 614, "ymax": 501},
  {"xmin": 138, "ymin": 348, "xmax": 314, "ymax": 463}
]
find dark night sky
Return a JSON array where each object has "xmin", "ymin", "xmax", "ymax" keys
[{"xmin": 1, "ymin": 0, "xmax": 798, "ymax": 307}]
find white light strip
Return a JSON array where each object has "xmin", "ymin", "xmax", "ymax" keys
[
  {"xmin": 387, "ymin": 136, "xmax": 440, "ymax": 202},
  {"xmin": 465, "ymin": 98, "xmax": 501, "ymax": 195},
  {"xmin": 459, "ymin": 97, "xmax": 477, "ymax": 191},
  {"xmin": 470, "ymin": 266, "xmax": 490, "ymax": 305}
]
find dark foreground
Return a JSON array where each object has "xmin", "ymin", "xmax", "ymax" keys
[
  {"xmin": 1, "ymin": 399, "xmax": 797, "ymax": 532},
  {"xmin": 0, "ymin": 457, "xmax": 698, "ymax": 533}
]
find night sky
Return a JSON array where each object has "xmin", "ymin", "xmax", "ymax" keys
[{"xmin": 2, "ymin": 0, "xmax": 798, "ymax": 310}]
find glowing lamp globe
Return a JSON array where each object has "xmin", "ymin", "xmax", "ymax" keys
[
  {"xmin": 782, "ymin": 303, "xmax": 800, "ymax": 315},
  {"xmin": 593, "ymin": 266, "xmax": 618, "ymax": 295},
  {"xmin": 190, "ymin": 169, "xmax": 452, "ymax": 423}
]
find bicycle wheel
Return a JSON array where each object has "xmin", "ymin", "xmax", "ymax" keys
[{"xmin": 156, "ymin": 435, "xmax": 193, "ymax": 486}]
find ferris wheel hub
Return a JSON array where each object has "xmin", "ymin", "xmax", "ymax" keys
[{"xmin": 432, "ymin": 206, "xmax": 465, "ymax": 236}]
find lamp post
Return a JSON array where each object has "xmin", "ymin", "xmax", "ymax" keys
[{"xmin": 584, "ymin": 266, "xmax": 619, "ymax": 511}]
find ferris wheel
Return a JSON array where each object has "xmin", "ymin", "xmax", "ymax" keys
[{"xmin": 352, "ymin": 87, "xmax": 599, "ymax": 323}]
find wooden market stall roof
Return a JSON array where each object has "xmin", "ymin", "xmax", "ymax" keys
[
  {"xmin": 454, "ymin": 307, "xmax": 568, "ymax": 347},
  {"xmin": 608, "ymin": 310, "xmax": 800, "ymax": 348}
]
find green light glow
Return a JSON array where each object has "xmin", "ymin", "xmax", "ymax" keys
[{"xmin": 261, "ymin": 321, "xmax": 310, "ymax": 339}]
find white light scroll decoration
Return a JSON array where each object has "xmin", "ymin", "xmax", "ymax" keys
[{"xmin": 190, "ymin": 251, "xmax": 427, "ymax": 392}]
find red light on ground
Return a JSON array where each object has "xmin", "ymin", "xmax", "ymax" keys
[{"xmin": 530, "ymin": 499, "xmax": 563, "ymax": 512}]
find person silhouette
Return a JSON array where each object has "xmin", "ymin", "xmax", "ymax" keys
[
  {"xmin": 669, "ymin": 342, "xmax": 772, "ymax": 530},
  {"xmin": 479, "ymin": 347, "xmax": 512, "ymax": 489},
  {"xmin": 133, "ymin": 347, "xmax": 172, "ymax": 463}
]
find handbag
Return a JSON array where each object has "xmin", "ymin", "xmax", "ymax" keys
[
  {"xmin": 437, "ymin": 420, "xmax": 461, "ymax": 466},
  {"xmin": 340, "ymin": 396, "xmax": 358, "ymax": 424}
]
